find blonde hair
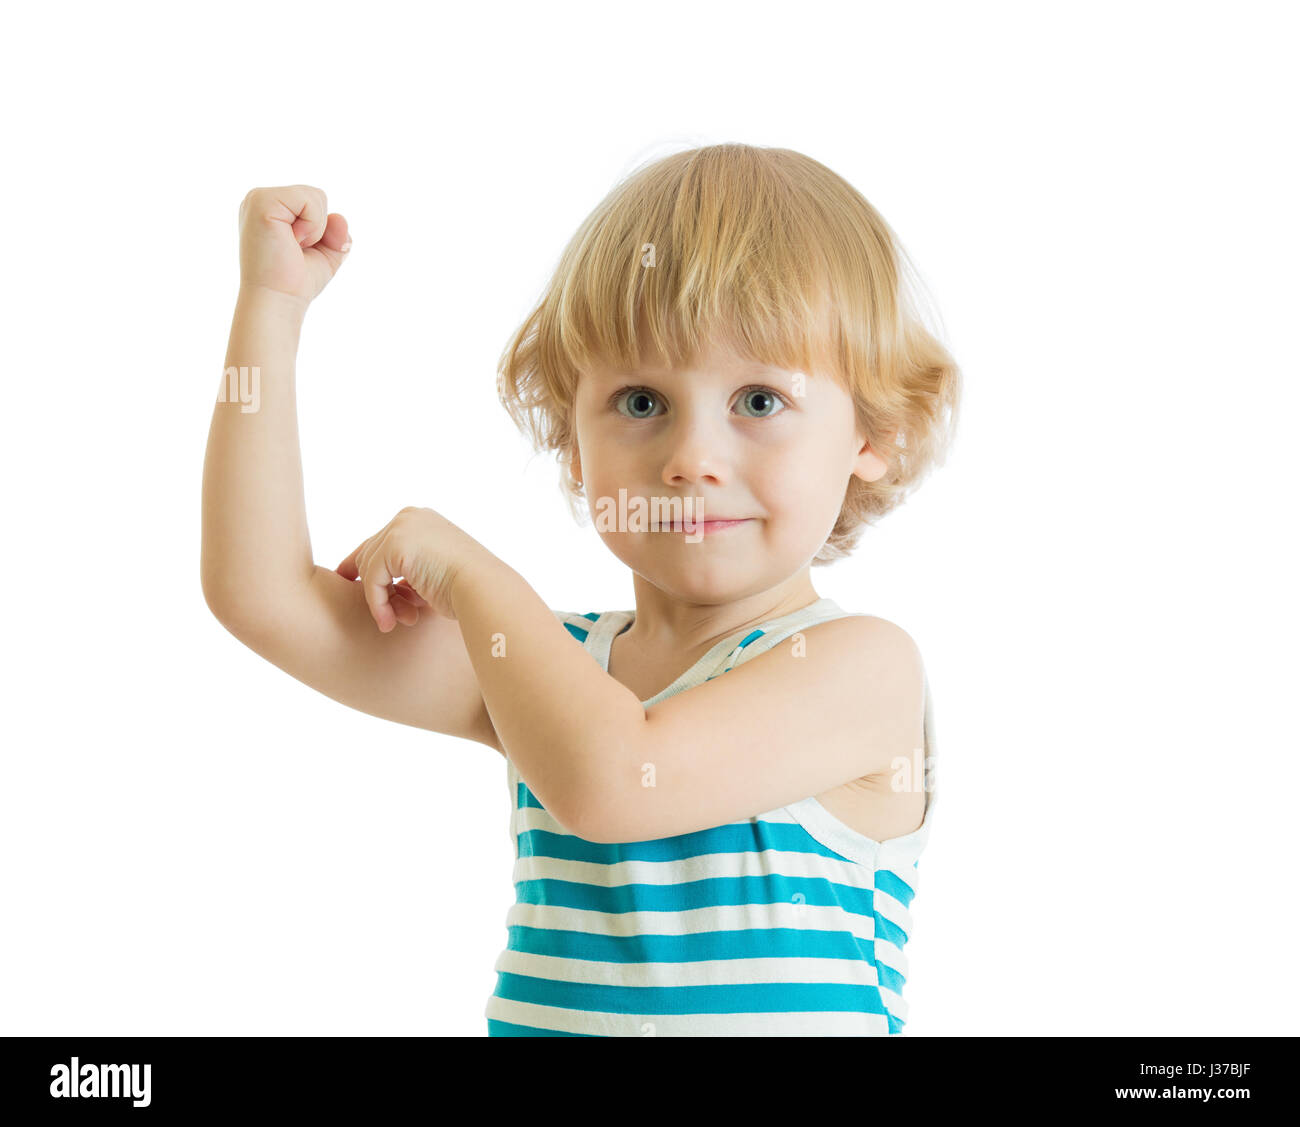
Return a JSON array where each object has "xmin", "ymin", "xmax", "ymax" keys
[{"xmin": 496, "ymin": 142, "xmax": 962, "ymax": 563}]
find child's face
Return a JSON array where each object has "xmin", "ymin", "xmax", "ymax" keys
[{"xmin": 569, "ymin": 334, "xmax": 889, "ymax": 602}]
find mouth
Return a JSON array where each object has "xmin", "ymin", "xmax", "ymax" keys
[{"xmin": 654, "ymin": 518, "xmax": 752, "ymax": 533}]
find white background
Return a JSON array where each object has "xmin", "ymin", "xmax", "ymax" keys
[{"xmin": 2, "ymin": 0, "xmax": 1296, "ymax": 1036}]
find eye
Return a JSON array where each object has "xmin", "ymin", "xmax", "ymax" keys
[
  {"xmin": 734, "ymin": 386, "xmax": 788, "ymax": 418},
  {"xmin": 612, "ymin": 387, "xmax": 663, "ymax": 419},
  {"xmin": 609, "ymin": 385, "xmax": 790, "ymax": 419}
]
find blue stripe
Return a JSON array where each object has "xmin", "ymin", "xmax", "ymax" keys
[
  {"xmin": 875, "ymin": 868, "xmax": 916, "ymax": 907},
  {"xmin": 874, "ymin": 913, "xmax": 908, "ymax": 948},
  {"xmin": 702, "ymin": 627, "xmax": 767, "ymax": 683},
  {"xmin": 505, "ymin": 924, "xmax": 875, "ymax": 964},
  {"xmin": 515, "ymin": 807, "xmax": 866, "ymax": 864},
  {"xmin": 492, "ymin": 972, "xmax": 889, "ymax": 1016},
  {"xmin": 876, "ymin": 961, "xmax": 906, "ymax": 995},
  {"xmin": 488, "ymin": 1018, "xmax": 599, "ymax": 1037},
  {"xmin": 514, "ymin": 873, "xmax": 874, "ymax": 918}
]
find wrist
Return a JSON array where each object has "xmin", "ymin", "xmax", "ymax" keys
[
  {"xmin": 236, "ymin": 283, "xmax": 311, "ymax": 327},
  {"xmin": 450, "ymin": 548, "xmax": 515, "ymax": 620}
]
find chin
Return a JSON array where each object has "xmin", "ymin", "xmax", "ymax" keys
[{"xmin": 662, "ymin": 563, "xmax": 761, "ymax": 601}]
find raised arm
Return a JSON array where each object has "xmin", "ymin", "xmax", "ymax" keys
[{"xmin": 200, "ymin": 186, "xmax": 501, "ymax": 752}]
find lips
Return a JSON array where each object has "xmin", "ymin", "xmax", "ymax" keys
[{"xmin": 655, "ymin": 518, "xmax": 750, "ymax": 531}]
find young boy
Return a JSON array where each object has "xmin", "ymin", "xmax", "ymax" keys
[{"xmin": 202, "ymin": 143, "xmax": 960, "ymax": 1034}]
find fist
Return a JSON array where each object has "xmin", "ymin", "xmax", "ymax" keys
[{"xmin": 237, "ymin": 185, "xmax": 351, "ymax": 305}]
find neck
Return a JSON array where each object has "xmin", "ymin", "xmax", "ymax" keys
[{"xmin": 620, "ymin": 570, "xmax": 821, "ymax": 658}]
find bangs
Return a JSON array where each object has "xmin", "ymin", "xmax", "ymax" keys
[{"xmin": 546, "ymin": 145, "xmax": 848, "ymax": 387}]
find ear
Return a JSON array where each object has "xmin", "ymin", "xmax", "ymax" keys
[
  {"xmin": 567, "ymin": 443, "xmax": 583, "ymax": 488},
  {"xmin": 851, "ymin": 428, "xmax": 895, "ymax": 484}
]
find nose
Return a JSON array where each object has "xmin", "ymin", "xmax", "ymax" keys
[{"xmin": 660, "ymin": 415, "xmax": 729, "ymax": 489}]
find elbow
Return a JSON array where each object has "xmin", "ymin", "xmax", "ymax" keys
[
  {"xmin": 555, "ymin": 777, "xmax": 612, "ymax": 844},
  {"xmin": 201, "ymin": 566, "xmax": 263, "ymax": 641},
  {"xmin": 201, "ymin": 566, "xmax": 233, "ymax": 624},
  {"xmin": 560, "ymin": 722, "xmax": 645, "ymax": 845},
  {"xmin": 541, "ymin": 749, "xmax": 617, "ymax": 844},
  {"xmin": 573, "ymin": 801, "xmax": 640, "ymax": 846}
]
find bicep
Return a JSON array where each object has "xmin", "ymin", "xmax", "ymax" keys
[{"xmin": 217, "ymin": 564, "xmax": 502, "ymax": 752}]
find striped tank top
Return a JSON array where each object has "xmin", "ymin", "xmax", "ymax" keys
[{"xmin": 484, "ymin": 596, "xmax": 937, "ymax": 1036}]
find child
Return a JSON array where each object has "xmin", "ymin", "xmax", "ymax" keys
[{"xmin": 202, "ymin": 143, "xmax": 961, "ymax": 1036}]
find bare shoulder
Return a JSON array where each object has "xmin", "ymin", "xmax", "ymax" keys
[
  {"xmin": 803, "ymin": 613, "xmax": 924, "ymax": 677},
  {"xmin": 850, "ymin": 612, "xmax": 924, "ymax": 703},
  {"xmin": 807, "ymin": 615, "xmax": 927, "ymax": 840},
  {"xmin": 757, "ymin": 612, "xmax": 923, "ymax": 703},
  {"xmin": 811, "ymin": 613, "xmax": 926, "ymax": 772},
  {"xmin": 762, "ymin": 610, "xmax": 926, "ymax": 775}
]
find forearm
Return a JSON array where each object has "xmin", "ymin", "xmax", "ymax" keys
[
  {"xmin": 452, "ymin": 557, "xmax": 646, "ymax": 833},
  {"xmin": 200, "ymin": 286, "xmax": 315, "ymax": 620}
]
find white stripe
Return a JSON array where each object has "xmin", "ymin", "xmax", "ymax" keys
[
  {"xmin": 485, "ymin": 996, "xmax": 895, "ymax": 1037},
  {"xmin": 503, "ymin": 899, "xmax": 880, "ymax": 943},
  {"xmin": 871, "ymin": 888, "xmax": 916, "ymax": 937},
  {"xmin": 879, "ymin": 985, "xmax": 909, "ymax": 1025},
  {"xmin": 491, "ymin": 947, "xmax": 883, "ymax": 989},
  {"xmin": 512, "ymin": 823, "xmax": 886, "ymax": 886}
]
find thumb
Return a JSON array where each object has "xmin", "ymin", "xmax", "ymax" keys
[{"xmin": 303, "ymin": 212, "xmax": 352, "ymax": 271}]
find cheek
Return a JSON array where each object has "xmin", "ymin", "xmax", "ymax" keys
[
  {"xmin": 584, "ymin": 456, "xmax": 628, "ymax": 495},
  {"xmin": 750, "ymin": 445, "xmax": 840, "ymax": 504}
]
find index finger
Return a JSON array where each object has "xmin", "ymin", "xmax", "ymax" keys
[{"xmin": 336, "ymin": 539, "xmax": 367, "ymax": 581}]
